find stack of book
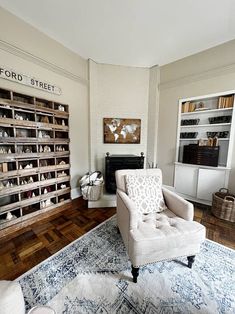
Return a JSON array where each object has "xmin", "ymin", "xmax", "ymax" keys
[
  {"xmin": 181, "ymin": 102, "xmax": 196, "ymax": 113},
  {"xmin": 218, "ymin": 95, "xmax": 234, "ymax": 109}
]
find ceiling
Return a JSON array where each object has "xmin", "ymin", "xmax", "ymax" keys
[{"xmin": 0, "ymin": 0, "xmax": 235, "ymax": 67}]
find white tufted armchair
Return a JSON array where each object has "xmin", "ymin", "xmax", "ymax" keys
[{"xmin": 115, "ymin": 169, "xmax": 206, "ymax": 283}]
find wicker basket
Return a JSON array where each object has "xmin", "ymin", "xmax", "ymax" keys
[
  {"xmin": 81, "ymin": 182, "xmax": 103, "ymax": 201},
  {"xmin": 212, "ymin": 188, "xmax": 235, "ymax": 222}
]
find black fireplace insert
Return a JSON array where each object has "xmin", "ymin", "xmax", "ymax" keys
[{"xmin": 105, "ymin": 153, "xmax": 144, "ymax": 193}]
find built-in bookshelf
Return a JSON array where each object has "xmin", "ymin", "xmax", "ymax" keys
[
  {"xmin": 0, "ymin": 87, "xmax": 71, "ymax": 229},
  {"xmin": 174, "ymin": 90, "xmax": 235, "ymax": 204}
]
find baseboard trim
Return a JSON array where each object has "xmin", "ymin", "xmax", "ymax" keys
[{"xmin": 88, "ymin": 193, "xmax": 116, "ymax": 208}]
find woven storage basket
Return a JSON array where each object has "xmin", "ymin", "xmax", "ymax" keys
[
  {"xmin": 212, "ymin": 188, "xmax": 235, "ymax": 222},
  {"xmin": 81, "ymin": 183, "xmax": 103, "ymax": 201}
]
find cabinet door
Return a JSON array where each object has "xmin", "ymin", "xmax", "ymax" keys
[
  {"xmin": 174, "ymin": 165, "xmax": 198, "ymax": 197},
  {"xmin": 197, "ymin": 168, "xmax": 226, "ymax": 201}
]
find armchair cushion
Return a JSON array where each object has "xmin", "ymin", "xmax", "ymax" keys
[
  {"xmin": 0, "ymin": 280, "xmax": 25, "ymax": 314},
  {"xmin": 125, "ymin": 174, "xmax": 167, "ymax": 214},
  {"xmin": 129, "ymin": 209, "xmax": 206, "ymax": 266}
]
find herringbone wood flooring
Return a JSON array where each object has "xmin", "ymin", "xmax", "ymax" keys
[{"xmin": 0, "ymin": 198, "xmax": 234, "ymax": 280}]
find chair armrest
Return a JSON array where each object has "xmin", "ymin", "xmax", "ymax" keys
[
  {"xmin": 116, "ymin": 189, "xmax": 139, "ymax": 230},
  {"xmin": 162, "ymin": 187, "xmax": 194, "ymax": 221}
]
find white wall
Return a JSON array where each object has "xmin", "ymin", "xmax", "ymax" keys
[
  {"xmin": 89, "ymin": 60, "xmax": 150, "ymax": 174},
  {"xmin": 147, "ymin": 65, "xmax": 160, "ymax": 168},
  {"xmin": 158, "ymin": 40, "xmax": 235, "ymax": 193},
  {"xmin": 0, "ymin": 8, "xmax": 89, "ymax": 199}
]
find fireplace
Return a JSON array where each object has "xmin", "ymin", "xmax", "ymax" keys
[{"xmin": 105, "ymin": 153, "xmax": 144, "ymax": 193}]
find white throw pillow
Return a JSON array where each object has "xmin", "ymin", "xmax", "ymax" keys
[
  {"xmin": 125, "ymin": 175, "xmax": 167, "ymax": 213},
  {"xmin": 0, "ymin": 280, "xmax": 25, "ymax": 314}
]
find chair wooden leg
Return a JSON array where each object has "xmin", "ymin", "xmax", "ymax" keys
[
  {"xmin": 187, "ymin": 255, "xmax": 195, "ymax": 268},
  {"xmin": 131, "ymin": 265, "xmax": 139, "ymax": 283}
]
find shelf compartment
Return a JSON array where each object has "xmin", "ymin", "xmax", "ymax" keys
[
  {"xmin": 58, "ymin": 191, "xmax": 70, "ymax": 203},
  {"xmin": 181, "ymin": 107, "xmax": 233, "ymax": 116},
  {"xmin": 179, "ymin": 138, "xmax": 229, "ymax": 141},
  {"xmin": 0, "ymin": 194, "xmax": 20, "ymax": 213},
  {"xmin": 0, "ymin": 161, "xmax": 17, "ymax": 172},
  {"xmin": 19, "ymin": 159, "xmax": 38, "ymax": 171},
  {"xmin": 17, "ymin": 144, "xmax": 37, "ymax": 154},
  {"xmin": 0, "ymin": 126, "xmax": 14, "ymax": 138},
  {"xmin": 16, "ymin": 127, "xmax": 36, "ymax": 138},
  {"xmin": 36, "ymin": 112, "xmax": 53, "ymax": 124},
  {"xmin": 39, "ymin": 171, "xmax": 55, "ymax": 181},
  {"xmin": 0, "ymin": 88, "xmax": 11, "ymax": 100},
  {"xmin": 22, "ymin": 203, "xmax": 40, "ymax": 216},
  {"xmin": 57, "ymin": 169, "xmax": 70, "ymax": 178},
  {"xmin": 36, "ymin": 98, "xmax": 53, "ymax": 110},
  {"xmin": 37, "ymin": 129, "xmax": 53, "ymax": 139},
  {"xmin": 40, "ymin": 197, "xmax": 56, "ymax": 210},
  {"xmin": 56, "ymin": 157, "xmax": 69, "ymax": 166},
  {"xmin": 19, "ymin": 174, "xmax": 38, "ymax": 186},
  {"xmin": 57, "ymin": 181, "xmax": 69, "ymax": 191},
  {"xmin": 0, "ymin": 178, "xmax": 18, "ymax": 196},
  {"xmin": 180, "ymin": 123, "xmax": 231, "ymax": 128},
  {"xmin": 0, "ymin": 107, "xmax": 13, "ymax": 119},
  {"xmin": 14, "ymin": 110, "xmax": 35, "ymax": 122},
  {"xmin": 55, "ymin": 130, "xmax": 69, "ymax": 139},
  {"xmin": 39, "ymin": 158, "xmax": 55, "ymax": 168},
  {"xmin": 21, "ymin": 188, "xmax": 40, "ymax": 201},
  {"xmin": 41, "ymin": 184, "xmax": 56, "ymax": 195},
  {"xmin": 13, "ymin": 92, "xmax": 34, "ymax": 105},
  {"xmin": 54, "ymin": 117, "xmax": 68, "ymax": 127},
  {"xmin": 55, "ymin": 144, "xmax": 69, "ymax": 153},
  {"xmin": 0, "ymin": 144, "xmax": 15, "ymax": 154},
  {"xmin": 38, "ymin": 144, "xmax": 54, "ymax": 154},
  {"xmin": 0, "ymin": 208, "xmax": 21, "ymax": 225},
  {"xmin": 54, "ymin": 102, "xmax": 68, "ymax": 113}
]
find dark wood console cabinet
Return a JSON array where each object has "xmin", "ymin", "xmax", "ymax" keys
[{"xmin": 105, "ymin": 153, "xmax": 144, "ymax": 193}]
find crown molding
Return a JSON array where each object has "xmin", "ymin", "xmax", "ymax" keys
[
  {"xmin": 0, "ymin": 39, "xmax": 88, "ymax": 85},
  {"xmin": 160, "ymin": 62, "xmax": 235, "ymax": 90}
]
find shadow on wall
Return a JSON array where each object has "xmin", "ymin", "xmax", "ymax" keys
[
  {"xmin": 229, "ymin": 168, "xmax": 235, "ymax": 194},
  {"xmin": 71, "ymin": 175, "xmax": 81, "ymax": 191}
]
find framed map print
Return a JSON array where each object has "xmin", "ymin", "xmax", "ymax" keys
[{"xmin": 103, "ymin": 118, "xmax": 141, "ymax": 144}]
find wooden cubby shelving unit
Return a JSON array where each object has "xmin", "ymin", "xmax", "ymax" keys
[{"xmin": 0, "ymin": 87, "xmax": 71, "ymax": 230}]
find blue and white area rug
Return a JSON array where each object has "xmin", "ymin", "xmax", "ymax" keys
[{"xmin": 17, "ymin": 216, "xmax": 235, "ymax": 314}]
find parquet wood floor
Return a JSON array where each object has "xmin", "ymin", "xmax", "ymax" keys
[{"xmin": 0, "ymin": 198, "xmax": 234, "ymax": 281}]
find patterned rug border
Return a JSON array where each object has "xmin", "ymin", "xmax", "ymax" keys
[
  {"xmin": 16, "ymin": 215, "xmax": 115, "ymax": 282},
  {"xmin": 205, "ymin": 238, "xmax": 235, "ymax": 252}
]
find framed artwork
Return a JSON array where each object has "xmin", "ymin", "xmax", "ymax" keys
[{"xmin": 103, "ymin": 118, "xmax": 141, "ymax": 144}]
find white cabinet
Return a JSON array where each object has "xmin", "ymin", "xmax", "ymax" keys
[
  {"xmin": 175, "ymin": 165, "xmax": 198, "ymax": 197},
  {"xmin": 174, "ymin": 90, "xmax": 235, "ymax": 204},
  {"xmin": 174, "ymin": 163, "xmax": 229, "ymax": 204},
  {"xmin": 197, "ymin": 168, "xmax": 226, "ymax": 201}
]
